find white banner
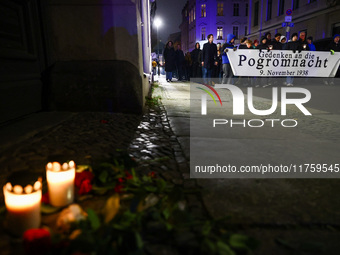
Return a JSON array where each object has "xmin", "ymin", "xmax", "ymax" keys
[{"xmin": 227, "ymin": 50, "xmax": 340, "ymax": 77}]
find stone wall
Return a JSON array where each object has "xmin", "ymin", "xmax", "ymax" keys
[{"xmin": 45, "ymin": 0, "xmax": 150, "ymax": 113}]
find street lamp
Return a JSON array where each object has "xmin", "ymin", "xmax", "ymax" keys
[{"xmin": 154, "ymin": 17, "xmax": 162, "ymax": 76}]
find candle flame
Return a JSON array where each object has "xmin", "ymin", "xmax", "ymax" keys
[
  {"xmin": 13, "ymin": 185, "xmax": 23, "ymax": 194},
  {"xmin": 33, "ymin": 181, "xmax": 42, "ymax": 191},
  {"xmin": 46, "ymin": 162, "xmax": 53, "ymax": 170},
  {"xmin": 6, "ymin": 182, "xmax": 12, "ymax": 192},
  {"xmin": 52, "ymin": 162, "xmax": 61, "ymax": 172},
  {"xmin": 24, "ymin": 185, "xmax": 33, "ymax": 194},
  {"xmin": 69, "ymin": 161, "xmax": 75, "ymax": 168}
]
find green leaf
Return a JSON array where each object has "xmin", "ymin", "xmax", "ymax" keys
[
  {"xmin": 145, "ymin": 186, "xmax": 158, "ymax": 192},
  {"xmin": 135, "ymin": 232, "xmax": 144, "ymax": 249},
  {"xmin": 163, "ymin": 208, "xmax": 171, "ymax": 220},
  {"xmin": 202, "ymin": 221, "xmax": 212, "ymax": 236},
  {"xmin": 41, "ymin": 204, "xmax": 61, "ymax": 214},
  {"xmin": 217, "ymin": 241, "xmax": 235, "ymax": 255},
  {"xmin": 229, "ymin": 234, "xmax": 250, "ymax": 250},
  {"xmin": 87, "ymin": 208, "xmax": 101, "ymax": 230},
  {"xmin": 98, "ymin": 170, "xmax": 109, "ymax": 184}
]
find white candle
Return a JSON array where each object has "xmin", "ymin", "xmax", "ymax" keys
[
  {"xmin": 3, "ymin": 180, "xmax": 42, "ymax": 236},
  {"xmin": 46, "ymin": 161, "xmax": 75, "ymax": 207}
]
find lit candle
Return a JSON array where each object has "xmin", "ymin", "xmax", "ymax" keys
[
  {"xmin": 46, "ymin": 161, "xmax": 75, "ymax": 207},
  {"xmin": 3, "ymin": 179, "xmax": 42, "ymax": 236}
]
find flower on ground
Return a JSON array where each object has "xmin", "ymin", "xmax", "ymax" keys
[
  {"xmin": 75, "ymin": 171, "xmax": 94, "ymax": 195},
  {"xmin": 148, "ymin": 171, "xmax": 156, "ymax": 178},
  {"xmin": 23, "ymin": 229, "xmax": 51, "ymax": 255},
  {"xmin": 78, "ymin": 179, "xmax": 92, "ymax": 195},
  {"xmin": 41, "ymin": 192, "xmax": 50, "ymax": 204},
  {"xmin": 114, "ymin": 184, "xmax": 124, "ymax": 193},
  {"xmin": 56, "ymin": 204, "xmax": 87, "ymax": 233}
]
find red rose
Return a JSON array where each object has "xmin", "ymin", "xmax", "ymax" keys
[
  {"xmin": 118, "ymin": 178, "xmax": 124, "ymax": 183},
  {"xmin": 114, "ymin": 184, "xmax": 124, "ymax": 193},
  {"xmin": 23, "ymin": 229, "xmax": 51, "ymax": 255},
  {"xmin": 78, "ymin": 179, "xmax": 92, "ymax": 195},
  {"xmin": 41, "ymin": 192, "xmax": 50, "ymax": 204},
  {"xmin": 125, "ymin": 171, "xmax": 133, "ymax": 180},
  {"xmin": 75, "ymin": 171, "xmax": 94, "ymax": 188},
  {"xmin": 148, "ymin": 171, "xmax": 156, "ymax": 178}
]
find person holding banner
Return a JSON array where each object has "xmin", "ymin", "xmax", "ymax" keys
[
  {"xmin": 327, "ymin": 34, "xmax": 340, "ymax": 85},
  {"xmin": 256, "ymin": 36, "xmax": 271, "ymax": 87},
  {"xmin": 221, "ymin": 33, "xmax": 236, "ymax": 84},
  {"xmin": 284, "ymin": 33, "xmax": 302, "ymax": 87}
]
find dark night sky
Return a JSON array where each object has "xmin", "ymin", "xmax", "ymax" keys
[{"xmin": 155, "ymin": 0, "xmax": 188, "ymax": 43}]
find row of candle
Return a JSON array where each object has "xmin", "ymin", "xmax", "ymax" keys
[{"xmin": 3, "ymin": 161, "xmax": 76, "ymax": 236}]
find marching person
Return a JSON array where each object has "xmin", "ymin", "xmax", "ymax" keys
[
  {"xmin": 202, "ymin": 34, "xmax": 218, "ymax": 85},
  {"xmin": 221, "ymin": 33, "xmax": 236, "ymax": 84},
  {"xmin": 163, "ymin": 41, "xmax": 176, "ymax": 82},
  {"xmin": 284, "ymin": 33, "xmax": 302, "ymax": 86},
  {"xmin": 326, "ymin": 34, "xmax": 340, "ymax": 85},
  {"xmin": 191, "ymin": 42, "xmax": 202, "ymax": 78},
  {"xmin": 175, "ymin": 44, "xmax": 185, "ymax": 81},
  {"xmin": 256, "ymin": 36, "xmax": 271, "ymax": 87}
]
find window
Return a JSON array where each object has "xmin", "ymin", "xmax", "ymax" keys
[
  {"xmin": 190, "ymin": 9, "xmax": 194, "ymax": 23},
  {"xmin": 194, "ymin": 6, "xmax": 196, "ymax": 20},
  {"xmin": 333, "ymin": 22, "xmax": 340, "ymax": 36},
  {"xmin": 293, "ymin": 0, "xmax": 299, "ymax": 10},
  {"xmin": 245, "ymin": 3, "xmax": 248, "ymax": 16},
  {"xmin": 201, "ymin": 4, "xmax": 206, "ymax": 17},
  {"xmin": 233, "ymin": 3, "xmax": 239, "ymax": 16},
  {"xmin": 278, "ymin": 0, "xmax": 285, "ymax": 16},
  {"xmin": 217, "ymin": 27, "xmax": 223, "ymax": 39},
  {"xmin": 201, "ymin": 27, "xmax": 206, "ymax": 40},
  {"xmin": 217, "ymin": 2, "xmax": 224, "ymax": 16},
  {"xmin": 267, "ymin": 0, "xmax": 272, "ymax": 20},
  {"xmin": 189, "ymin": 11, "xmax": 191, "ymax": 24},
  {"xmin": 245, "ymin": 26, "xmax": 247, "ymax": 36},
  {"xmin": 233, "ymin": 26, "xmax": 239, "ymax": 39},
  {"xmin": 254, "ymin": 1, "xmax": 259, "ymax": 26}
]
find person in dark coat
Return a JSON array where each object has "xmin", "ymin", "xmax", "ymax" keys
[
  {"xmin": 298, "ymin": 31, "xmax": 310, "ymax": 51},
  {"xmin": 284, "ymin": 33, "xmax": 301, "ymax": 86},
  {"xmin": 256, "ymin": 36, "xmax": 268, "ymax": 50},
  {"xmin": 175, "ymin": 44, "xmax": 185, "ymax": 81},
  {"xmin": 271, "ymin": 33, "xmax": 282, "ymax": 50},
  {"xmin": 191, "ymin": 42, "xmax": 202, "ymax": 78},
  {"xmin": 327, "ymin": 34, "xmax": 340, "ymax": 84},
  {"xmin": 238, "ymin": 37, "xmax": 248, "ymax": 49},
  {"xmin": 256, "ymin": 36, "xmax": 270, "ymax": 87},
  {"xmin": 264, "ymin": 32, "xmax": 271, "ymax": 46},
  {"xmin": 328, "ymin": 34, "xmax": 340, "ymax": 52},
  {"xmin": 202, "ymin": 34, "xmax": 218, "ymax": 84},
  {"xmin": 163, "ymin": 41, "xmax": 176, "ymax": 82}
]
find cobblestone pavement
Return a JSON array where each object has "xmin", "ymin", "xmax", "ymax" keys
[{"xmin": 153, "ymin": 76, "xmax": 340, "ymax": 255}]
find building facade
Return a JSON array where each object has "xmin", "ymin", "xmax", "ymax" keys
[
  {"xmin": 0, "ymin": 0, "xmax": 154, "ymax": 124},
  {"xmin": 247, "ymin": 0, "xmax": 340, "ymax": 43},
  {"xmin": 180, "ymin": 0, "xmax": 249, "ymax": 52}
]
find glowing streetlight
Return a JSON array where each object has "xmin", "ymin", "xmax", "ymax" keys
[{"xmin": 154, "ymin": 18, "xmax": 162, "ymax": 76}]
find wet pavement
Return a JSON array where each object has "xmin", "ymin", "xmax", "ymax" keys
[{"xmin": 0, "ymin": 75, "xmax": 340, "ymax": 254}]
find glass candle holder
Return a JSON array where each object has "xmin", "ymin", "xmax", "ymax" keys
[
  {"xmin": 3, "ymin": 179, "xmax": 42, "ymax": 236},
  {"xmin": 46, "ymin": 161, "xmax": 75, "ymax": 207}
]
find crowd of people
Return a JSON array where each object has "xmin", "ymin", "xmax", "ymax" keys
[{"xmin": 160, "ymin": 32, "xmax": 340, "ymax": 87}]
